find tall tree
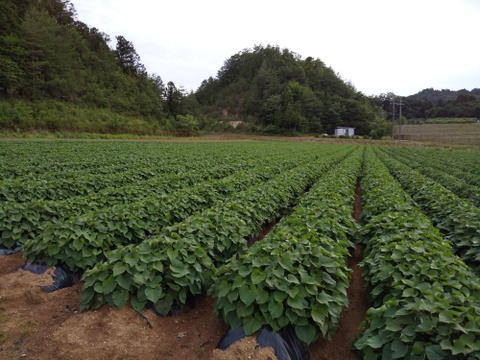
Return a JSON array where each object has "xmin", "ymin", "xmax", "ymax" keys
[
  {"xmin": 164, "ymin": 81, "xmax": 185, "ymax": 118},
  {"xmin": 115, "ymin": 35, "xmax": 145, "ymax": 76}
]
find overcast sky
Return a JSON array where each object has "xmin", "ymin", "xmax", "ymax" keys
[{"xmin": 73, "ymin": 0, "xmax": 480, "ymax": 96}]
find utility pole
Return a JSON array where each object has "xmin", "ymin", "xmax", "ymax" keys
[
  {"xmin": 391, "ymin": 97, "xmax": 395, "ymax": 140},
  {"xmin": 397, "ymin": 97, "xmax": 404, "ymax": 145}
]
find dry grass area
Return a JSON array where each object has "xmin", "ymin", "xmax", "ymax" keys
[{"xmin": 399, "ymin": 123, "xmax": 480, "ymax": 146}]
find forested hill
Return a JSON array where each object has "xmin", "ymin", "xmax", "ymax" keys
[
  {"xmin": 409, "ymin": 88, "xmax": 480, "ymax": 104},
  {"xmin": 1, "ymin": 0, "xmax": 380, "ymax": 135},
  {"xmin": 194, "ymin": 45, "xmax": 378, "ymax": 135},
  {"xmin": 371, "ymin": 88, "xmax": 480, "ymax": 121},
  {"xmin": 0, "ymin": 0, "xmax": 169, "ymax": 131},
  {"xmin": 403, "ymin": 88, "xmax": 480, "ymax": 119}
]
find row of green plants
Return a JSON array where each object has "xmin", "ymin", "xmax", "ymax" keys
[
  {"xmin": 209, "ymin": 147, "xmax": 362, "ymax": 344},
  {"xmin": 79, "ymin": 147, "xmax": 356, "ymax": 315},
  {"xmin": 0, "ymin": 159, "xmax": 246, "ymax": 203},
  {"xmin": 0, "ymin": 141, "xmax": 340, "ymax": 250},
  {"xmin": 381, "ymin": 147, "xmax": 480, "ymax": 186},
  {"xmin": 355, "ymin": 147, "xmax": 480, "ymax": 359},
  {"xmin": 0, "ymin": 141, "xmax": 288, "ymax": 180},
  {"xmin": 21, "ymin": 152, "xmax": 318, "ymax": 271},
  {"xmin": 381, "ymin": 147, "xmax": 480, "ymax": 207},
  {"xmin": 376, "ymin": 148, "xmax": 480, "ymax": 272},
  {"xmin": 0, "ymin": 141, "xmax": 186, "ymax": 180},
  {"xmin": 0, "ymin": 151, "xmax": 291, "ymax": 248}
]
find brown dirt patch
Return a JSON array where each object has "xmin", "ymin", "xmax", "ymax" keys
[
  {"xmin": 212, "ymin": 336, "xmax": 277, "ymax": 360},
  {"xmin": 0, "ymin": 253, "xmax": 227, "ymax": 360}
]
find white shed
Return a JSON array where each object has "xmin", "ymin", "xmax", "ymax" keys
[{"xmin": 334, "ymin": 127, "xmax": 355, "ymax": 137}]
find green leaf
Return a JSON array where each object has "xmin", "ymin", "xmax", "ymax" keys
[
  {"xmin": 451, "ymin": 339, "xmax": 465, "ymax": 356},
  {"xmin": 278, "ymin": 255, "xmax": 293, "ymax": 271},
  {"xmin": 153, "ymin": 295, "xmax": 173, "ymax": 316},
  {"xmin": 47, "ymin": 243, "xmax": 60, "ymax": 256},
  {"xmin": 391, "ymin": 340, "xmax": 408, "ymax": 359},
  {"xmin": 269, "ymin": 301, "xmax": 283, "ymax": 319},
  {"xmin": 316, "ymin": 255, "xmax": 337, "ymax": 268},
  {"xmin": 80, "ymin": 286, "xmax": 95, "ymax": 310},
  {"xmin": 124, "ymin": 253, "xmax": 137, "ymax": 267},
  {"xmin": 255, "ymin": 287, "xmax": 269, "ymax": 304},
  {"xmin": 311, "ymin": 308, "xmax": 325, "ymax": 325},
  {"xmin": 93, "ymin": 281, "xmax": 104, "ymax": 294},
  {"xmin": 273, "ymin": 291, "xmax": 287, "ymax": 303},
  {"xmin": 365, "ymin": 334, "xmax": 387, "ymax": 349},
  {"xmin": 321, "ymin": 272, "xmax": 336, "ymax": 285},
  {"xmin": 238, "ymin": 266, "xmax": 251, "ymax": 277},
  {"xmin": 217, "ymin": 280, "xmax": 231, "ymax": 298},
  {"xmin": 243, "ymin": 316, "xmax": 262, "ymax": 335},
  {"xmin": 113, "ymin": 262, "xmax": 128, "ymax": 277},
  {"xmin": 287, "ymin": 294, "xmax": 305, "ymax": 310},
  {"xmin": 239, "ymin": 284, "xmax": 255, "ymax": 307},
  {"xmin": 130, "ymin": 296, "xmax": 147, "ymax": 313},
  {"xmin": 170, "ymin": 262, "xmax": 190, "ymax": 278},
  {"xmin": 102, "ymin": 278, "xmax": 116, "ymax": 294},
  {"xmin": 438, "ymin": 310, "xmax": 454, "ymax": 324},
  {"xmin": 295, "ymin": 324, "xmax": 317, "ymax": 344},
  {"xmin": 459, "ymin": 333, "xmax": 477, "ymax": 351},
  {"xmin": 72, "ymin": 237, "xmax": 83, "ymax": 251},
  {"xmin": 385, "ymin": 318, "xmax": 403, "ymax": 332},
  {"xmin": 402, "ymin": 288, "xmax": 416, "ymax": 297},
  {"xmin": 426, "ymin": 345, "xmax": 447, "ymax": 360},
  {"xmin": 225, "ymin": 290, "xmax": 237, "ymax": 303},
  {"xmin": 251, "ymin": 269, "xmax": 266, "ymax": 284},
  {"xmin": 236, "ymin": 304, "xmax": 254, "ymax": 318},
  {"xmin": 116, "ymin": 273, "xmax": 132, "ymax": 290},
  {"xmin": 145, "ymin": 287, "xmax": 163, "ymax": 303},
  {"xmin": 416, "ymin": 318, "xmax": 433, "ymax": 332},
  {"xmin": 286, "ymin": 274, "xmax": 299, "ymax": 284},
  {"xmin": 112, "ymin": 289, "xmax": 129, "ymax": 308}
]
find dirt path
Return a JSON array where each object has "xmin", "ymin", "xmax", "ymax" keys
[{"xmin": 309, "ymin": 178, "xmax": 369, "ymax": 359}]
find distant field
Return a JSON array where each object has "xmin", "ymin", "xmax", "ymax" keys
[{"xmin": 399, "ymin": 123, "xmax": 480, "ymax": 146}]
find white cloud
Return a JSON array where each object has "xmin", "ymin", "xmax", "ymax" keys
[{"xmin": 73, "ymin": 0, "xmax": 480, "ymax": 95}]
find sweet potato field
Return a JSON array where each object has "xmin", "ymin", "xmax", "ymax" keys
[{"xmin": 1, "ymin": 140, "xmax": 480, "ymax": 359}]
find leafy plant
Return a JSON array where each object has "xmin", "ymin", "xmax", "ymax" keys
[
  {"xmin": 355, "ymin": 147, "xmax": 480, "ymax": 359},
  {"xmin": 210, "ymin": 148, "xmax": 362, "ymax": 344},
  {"xmin": 80, "ymin": 146, "xmax": 357, "ymax": 314},
  {"xmin": 376, "ymin": 148, "xmax": 480, "ymax": 272}
]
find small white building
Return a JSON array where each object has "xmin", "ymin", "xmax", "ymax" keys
[{"xmin": 334, "ymin": 127, "xmax": 355, "ymax": 137}]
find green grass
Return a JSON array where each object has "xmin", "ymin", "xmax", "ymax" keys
[{"xmin": 18, "ymin": 320, "xmax": 39, "ymax": 335}]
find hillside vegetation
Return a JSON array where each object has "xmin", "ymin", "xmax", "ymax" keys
[
  {"xmin": 195, "ymin": 45, "xmax": 380, "ymax": 135},
  {"xmin": 371, "ymin": 88, "xmax": 480, "ymax": 121},
  {"xmin": 0, "ymin": 0, "xmax": 386, "ymax": 136},
  {"xmin": 1, "ymin": 0, "xmax": 476, "ymax": 137}
]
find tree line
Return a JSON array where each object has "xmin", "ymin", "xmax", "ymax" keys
[
  {"xmin": 196, "ymin": 45, "xmax": 382, "ymax": 135},
  {"xmin": 371, "ymin": 88, "xmax": 480, "ymax": 121},
  {"xmin": 0, "ymin": 0, "xmax": 201, "ymax": 133},
  {"xmin": 12, "ymin": 0, "xmax": 474, "ymax": 136}
]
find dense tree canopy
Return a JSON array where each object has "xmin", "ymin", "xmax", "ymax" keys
[
  {"xmin": 2, "ymin": 0, "xmax": 424, "ymax": 136},
  {"xmin": 0, "ymin": 0, "xmax": 166, "ymax": 123},
  {"xmin": 371, "ymin": 88, "xmax": 480, "ymax": 121},
  {"xmin": 195, "ymin": 45, "xmax": 378, "ymax": 135}
]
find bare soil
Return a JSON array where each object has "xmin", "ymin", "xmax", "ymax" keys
[
  {"xmin": 309, "ymin": 179, "xmax": 369, "ymax": 359},
  {"xmin": 0, "ymin": 181, "xmax": 369, "ymax": 360}
]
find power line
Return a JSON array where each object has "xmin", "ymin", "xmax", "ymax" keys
[
  {"xmin": 397, "ymin": 97, "xmax": 404, "ymax": 144},
  {"xmin": 390, "ymin": 97, "xmax": 395, "ymax": 140}
]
